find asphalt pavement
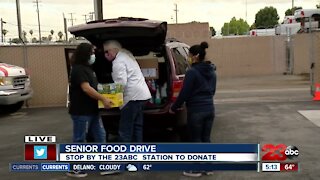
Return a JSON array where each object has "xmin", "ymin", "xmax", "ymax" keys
[{"xmin": 0, "ymin": 75, "xmax": 319, "ymax": 180}]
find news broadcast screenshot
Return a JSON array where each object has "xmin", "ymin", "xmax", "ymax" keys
[
  {"xmin": 10, "ymin": 135, "xmax": 299, "ymax": 174},
  {"xmin": 2, "ymin": 0, "xmax": 320, "ymax": 180}
]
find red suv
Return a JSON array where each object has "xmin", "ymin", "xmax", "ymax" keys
[{"xmin": 67, "ymin": 17, "xmax": 190, "ymax": 141}]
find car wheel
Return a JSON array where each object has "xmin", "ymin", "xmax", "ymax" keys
[{"xmin": 0, "ymin": 101, "xmax": 24, "ymax": 114}]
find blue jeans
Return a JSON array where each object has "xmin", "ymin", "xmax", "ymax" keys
[
  {"xmin": 187, "ymin": 110, "xmax": 214, "ymax": 142},
  {"xmin": 71, "ymin": 115, "xmax": 106, "ymax": 143},
  {"xmin": 118, "ymin": 101, "xmax": 146, "ymax": 142}
]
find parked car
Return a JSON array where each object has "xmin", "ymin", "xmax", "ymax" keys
[
  {"xmin": 0, "ymin": 62, "xmax": 33, "ymax": 113},
  {"xmin": 67, "ymin": 17, "xmax": 190, "ymax": 141}
]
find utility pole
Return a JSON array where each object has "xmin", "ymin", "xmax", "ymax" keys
[
  {"xmin": 93, "ymin": 0, "xmax": 103, "ymax": 21},
  {"xmin": 68, "ymin": 13, "xmax": 76, "ymax": 26},
  {"xmin": 33, "ymin": 0, "xmax": 41, "ymax": 43},
  {"xmin": 174, "ymin": 3, "xmax": 178, "ymax": 24},
  {"xmin": 63, "ymin": 13, "xmax": 68, "ymax": 42},
  {"xmin": 68, "ymin": 13, "xmax": 76, "ymax": 39},
  {"xmin": 1, "ymin": 18, "xmax": 6, "ymax": 43},
  {"xmin": 245, "ymin": 0, "xmax": 247, "ymax": 22},
  {"xmin": 83, "ymin": 14, "xmax": 88, "ymax": 23},
  {"xmin": 16, "ymin": 0, "xmax": 22, "ymax": 41},
  {"xmin": 292, "ymin": 0, "xmax": 294, "ymax": 9},
  {"xmin": 292, "ymin": 0, "xmax": 294, "ymax": 15}
]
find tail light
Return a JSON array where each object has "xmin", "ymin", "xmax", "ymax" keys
[
  {"xmin": 300, "ymin": 11, "xmax": 305, "ymax": 28},
  {"xmin": 171, "ymin": 80, "xmax": 183, "ymax": 101}
]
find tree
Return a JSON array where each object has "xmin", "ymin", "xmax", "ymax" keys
[
  {"xmin": 48, "ymin": 34, "xmax": 52, "ymax": 41},
  {"xmin": 285, "ymin": 7, "xmax": 302, "ymax": 16},
  {"xmin": 221, "ymin": 17, "xmax": 249, "ymax": 36},
  {"xmin": 317, "ymin": 3, "xmax": 320, "ymax": 9},
  {"xmin": 41, "ymin": 36, "xmax": 48, "ymax": 42},
  {"xmin": 2, "ymin": 29, "xmax": 8, "ymax": 36},
  {"xmin": 254, "ymin": 6, "xmax": 279, "ymax": 29},
  {"xmin": 57, "ymin": 31, "xmax": 63, "ymax": 41},
  {"xmin": 10, "ymin": 38, "xmax": 22, "ymax": 44},
  {"xmin": 22, "ymin": 30, "xmax": 27, "ymax": 42},
  {"xmin": 29, "ymin": 30, "xmax": 34, "ymax": 42},
  {"xmin": 250, "ymin": 23, "xmax": 256, "ymax": 30},
  {"xmin": 210, "ymin": 27, "xmax": 216, "ymax": 36},
  {"xmin": 69, "ymin": 37, "xmax": 76, "ymax": 43},
  {"xmin": 2, "ymin": 29, "xmax": 8, "ymax": 42},
  {"xmin": 31, "ymin": 37, "xmax": 37, "ymax": 43}
]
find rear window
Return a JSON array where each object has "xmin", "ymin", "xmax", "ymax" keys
[{"xmin": 172, "ymin": 47, "xmax": 189, "ymax": 75}]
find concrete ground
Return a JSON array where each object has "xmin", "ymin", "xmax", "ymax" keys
[{"xmin": 1, "ymin": 75, "xmax": 320, "ymax": 180}]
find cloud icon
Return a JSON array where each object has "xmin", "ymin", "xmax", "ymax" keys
[
  {"xmin": 36, "ymin": 149, "xmax": 45, "ymax": 156},
  {"xmin": 126, "ymin": 164, "xmax": 137, "ymax": 172}
]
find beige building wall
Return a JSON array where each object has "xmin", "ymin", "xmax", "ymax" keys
[
  {"xmin": 0, "ymin": 45, "xmax": 74, "ymax": 107},
  {"xmin": 312, "ymin": 32, "xmax": 320, "ymax": 94},
  {"xmin": 293, "ymin": 33, "xmax": 311, "ymax": 74},
  {"xmin": 167, "ymin": 23, "xmax": 287, "ymax": 77},
  {"xmin": 292, "ymin": 32, "xmax": 320, "ymax": 95},
  {"xmin": 207, "ymin": 36, "xmax": 287, "ymax": 77},
  {"xmin": 167, "ymin": 22, "xmax": 211, "ymax": 46},
  {"xmin": 0, "ymin": 23, "xmax": 313, "ymax": 107}
]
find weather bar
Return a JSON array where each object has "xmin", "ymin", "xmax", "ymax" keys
[{"xmin": 10, "ymin": 163, "xmax": 258, "ymax": 172}]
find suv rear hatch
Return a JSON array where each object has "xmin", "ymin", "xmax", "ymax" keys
[
  {"xmin": 68, "ymin": 17, "xmax": 167, "ymax": 56},
  {"xmin": 67, "ymin": 18, "xmax": 187, "ymax": 136},
  {"xmin": 68, "ymin": 17, "xmax": 171, "ymax": 111}
]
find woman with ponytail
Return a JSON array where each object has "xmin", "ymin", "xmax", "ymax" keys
[{"xmin": 170, "ymin": 41, "xmax": 217, "ymax": 177}]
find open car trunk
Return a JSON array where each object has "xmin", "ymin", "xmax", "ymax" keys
[
  {"xmin": 67, "ymin": 17, "xmax": 171, "ymax": 111},
  {"xmin": 91, "ymin": 48, "xmax": 171, "ymax": 111},
  {"xmin": 68, "ymin": 17, "xmax": 167, "ymax": 56}
]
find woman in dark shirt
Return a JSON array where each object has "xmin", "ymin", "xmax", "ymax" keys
[{"xmin": 67, "ymin": 43, "xmax": 113, "ymax": 177}]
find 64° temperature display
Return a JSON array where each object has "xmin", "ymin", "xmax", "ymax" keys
[{"xmin": 262, "ymin": 163, "xmax": 299, "ymax": 172}]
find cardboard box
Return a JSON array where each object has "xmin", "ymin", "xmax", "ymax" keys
[
  {"xmin": 98, "ymin": 93, "xmax": 123, "ymax": 108},
  {"xmin": 137, "ymin": 58, "xmax": 159, "ymax": 79}
]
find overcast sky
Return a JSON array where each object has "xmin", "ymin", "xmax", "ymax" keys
[{"xmin": 1, "ymin": 0, "xmax": 319, "ymax": 40}]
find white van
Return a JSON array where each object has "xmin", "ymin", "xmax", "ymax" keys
[
  {"xmin": 0, "ymin": 63, "xmax": 33, "ymax": 113},
  {"xmin": 275, "ymin": 23, "xmax": 301, "ymax": 35},
  {"xmin": 249, "ymin": 28, "xmax": 275, "ymax": 36}
]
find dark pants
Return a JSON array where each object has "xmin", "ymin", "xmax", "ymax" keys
[
  {"xmin": 187, "ymin": 110, "xmax": 214, "ymax": 142},
  {"xmin": 118, "ymin": 100, "xmax": 146, "ymax": 142},
  {"xmin": 71, "ymin": 115, "xmax": 106, "ymax": 143}
]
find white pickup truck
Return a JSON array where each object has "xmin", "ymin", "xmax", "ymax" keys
[
  {"xmin": 275, "ymin": 10, "xmax": 320, "ymax": 36},
  {"xmin": 0, "ymin": 63, "xmax": 33, "ymax": 113}
]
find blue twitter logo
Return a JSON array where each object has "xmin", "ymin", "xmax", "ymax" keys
[{"xmin": 34, "ymin": 146, "xmax": 47, "ymax": 159}]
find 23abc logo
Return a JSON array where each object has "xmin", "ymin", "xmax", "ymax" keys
[{"xmin": 262, "ymin": 144, "xmax": 299, "ymax": 161}]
